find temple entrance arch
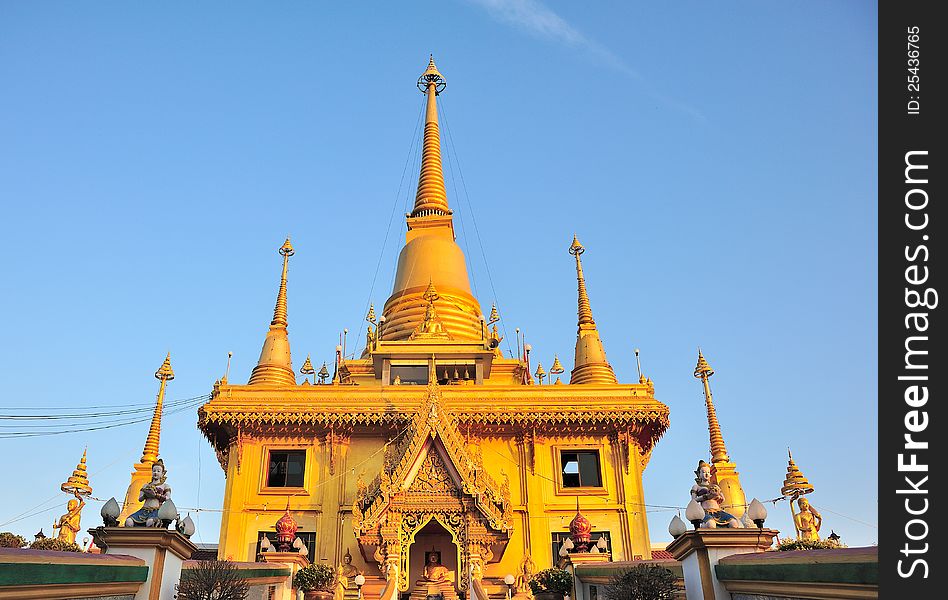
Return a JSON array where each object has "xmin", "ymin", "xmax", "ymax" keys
[{"xmin": 398, "ymin": 512, "xmax": 466, "ymax": 595}]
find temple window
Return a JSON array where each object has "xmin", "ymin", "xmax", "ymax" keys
[
  {"xmin": 560, "ymin": 450, "xmax": 602, "ymax": 488},
  {"xmin": 265, "ymin": 450, "xmax": 306, "ymax": 488},
  {"xmin": 390, "ymin": 364, "xmax": 429, "ymax": 385}
]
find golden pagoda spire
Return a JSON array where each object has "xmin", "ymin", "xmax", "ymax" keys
[
  {"xmin": 694, "ymin": 349, "xmax": 729, "ymax": 463},
  {"xmin": 249, "ymin": 238, "xmax": 297, "ymax": 386},
  {"xmin": 412, "ymin": 55, "xmax": 450, "ymax": 218},
  {"xmin": 568, "ymin": 236, "xmax": 617, "ymax": 384},
  {"xmin": 379, "ymin": 57, "xmax": 483, "ymax": 342},
  {"xmin": 141, "ymin": 353, "xmax": 174, "ymax": 464},
  {"xmin": 693, "ymin": 349, "xmax": 747, "ymax": 518},
  {"xmin": 120, "ymin": 354, "xmax": 174, "ymax": 523}
]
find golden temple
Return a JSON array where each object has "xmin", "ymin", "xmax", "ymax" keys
[{"xmin": 197, "ymin": 57, "xmax": 670, "ymax": 599}]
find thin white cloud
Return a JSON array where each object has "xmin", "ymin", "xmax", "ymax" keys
[
  {"xmin": 464, "ymin": 0, "xmax": 705, "ymax": 122},
  {"xmin": 467, "ymin": 0, "xmax": 634, "ymax": 75}
]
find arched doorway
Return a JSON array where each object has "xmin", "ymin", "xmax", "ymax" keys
[{"xmin": 408, "ymin": 519, "xmax": 459, "ymax": 595}]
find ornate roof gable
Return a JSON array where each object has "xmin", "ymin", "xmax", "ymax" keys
[{"xmin": 354, "ymin": 377, "xmax": 511, "ymax": 533}]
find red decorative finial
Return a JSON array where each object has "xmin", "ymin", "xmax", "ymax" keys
[
  {"xmin": 569, "ymin": 497, "xmax": 592, "ymax": 552},
  {"xmin": 274, "ymin": 500, "xmax": 298, "ymax": 552}
]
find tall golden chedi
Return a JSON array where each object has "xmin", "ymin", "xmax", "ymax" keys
[
  {"xmin": 693, "ymin": 350, "xmax": 746, "ymax": 518},
  {"xmin": 119, "ymin": 353, "xmax": 174, "ymax": 523},
  {"xmin": 198, "ymin": 57, "xmax": 669, "ymax": 599}
]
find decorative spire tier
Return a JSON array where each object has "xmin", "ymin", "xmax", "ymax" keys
[
  {"xmin": 61, "ymin": 449, "xmax": 92, "ymax": 498},
  {"xmin": 380, "ymin": 57, "xmax": 484, "ymax": 342},
  {"xmin": 249, "ymin": 238, "xmax": 297, "ymax": 385},
  {"xmin": 694, "ymin": 350, "xmax": 729, "ymax": 463},
  {"xmin": 141, "ymin": 353, "xmax": 174, "ymax": 464},
  {"xmin": 412, "ymin": 56, "xmax": 450, "ymax": 218},
  {"xmin": 780, "ymin": 450, "xmax": 814, "ymax": 499},
  {"xmin": 568, "ymin": 236, "xmax": 617, "ymax": 384}
]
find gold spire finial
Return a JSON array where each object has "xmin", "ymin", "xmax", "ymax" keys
[
  {"xmin": 155, "ymin": 352, "xmax": 175, "ymax": 381},
  {"xmin": 694, "ymin": 348, "xmax": 714, "ymax": 379},
  {"xmin": 694, "ymin": 348, "xmax": 729, "ymax": 463},
  {"xmin": 141, "ymin": 353, "xmax": 173, "ymax": 464},
  {"xmin": 300, "ymin": 355, "xmax": 315, "ymax": 375},
  {"xmin": 488, "ymin": 303, "xmax": 500, "ymax": 325},
  {"xmin": 272, "ymin": 237, "xmax": 294, "ymax": 327},
  {"xmin": 550, "ymin": 355, "xmax": 565, "ymax": 375},
  {"xmin": 61, "ymin": 448, "xmax": 92, "ymax": 497},
  {"xmin": 569, "ymin": 237, "xmax": 617, "ymax": 384},
  {"xmin": 781, "ymin": 448, "xmax": 814, "ymax": 499},
  {"xmin": 249, "ymin": 239, "xmax": 297, "ymax": 386},
  {"xmin": 412, "ymin": 56, "xmax": 450, "ymax": 218},
  {"xmin": 569, "ymin": 235, "xmax": 595, "ymax": 326},
  {"xmin": 423, "ymin": 279, "xmax": 440, "ymax": 303},
  {"xmin": 366, "ymin": 304, "xmax": 377, "ymax": 324}
]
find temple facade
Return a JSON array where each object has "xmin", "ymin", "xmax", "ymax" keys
[{"xmin": 198, "ymin": 58, "xmax": 669, "ymax": 599}]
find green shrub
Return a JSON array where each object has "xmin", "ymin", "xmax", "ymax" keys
[
  {"xmin": 604, "ymin": 564, "xmax": 678, "ymax": 600},
  {"xmin": 293, "ymin": 563, "xmax": 336, "ymax": 591},
  {"xmin": 28, "ymin": 537, "xmax": 82, "ymax": 552},
  {"xmin": 0, "ymin": 532, "xmax": 27, "ymax": 548},
  {"xmin": 777, "ymin": 537, "xmax": 845, "ymax": 551},
  {"xmin": 528, "ymin": 568, "xmax": 573, "ymax": 595}
]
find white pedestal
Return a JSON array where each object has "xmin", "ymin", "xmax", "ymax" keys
[
  {"xmin": 665, "ymin": 528, "xmax": 777, "ymax": 600},
  {"xmin": 90, "ymin": 526, "xmax": 197, "ymax": 600}
]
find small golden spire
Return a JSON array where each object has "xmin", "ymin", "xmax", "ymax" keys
[
  {"xmin": 141, "ymin": 353, "xmax": 174, "ymax": 464},
  {"xmin": 61, "ymin": 448, "xmax": 92, "ymax": 497},
  {"xmin": 300, "ymin": 355, "xmax": 315, "ymax": 382},
  {"xmin": 317, "ymin": 362, "xmax": 330, "ymax": 384},
  {"xmin": 550, "ymin": 355, "xmax": 565, "ymax": 375},
  {"xmin": 249, "ymin": 239, "xmax": 297, "ymax": 386},
  {"xmin": 366, "ymin": 304, "xmax": 377, "ymax": 324},
  {"xmin": 694, "ymin": 348, "xmax": 729, "ymax": 463},
  {"xmin": 570, "ymin": 235, "xmax": 595, "ymax": 326},
  {"xmin": 488, "ymin": 303, "xmax": 500, "ymax": 325},
  {"xmin": 534, "ymin": 362, "xmax": 546, "ymax": 383},
  {"xmin": 780, "ymin": 449, "xmax": 814, "ymax": 499},
  {"xmin": 412, "ymin": 56, "xmax": 450, "ymax": 218},
  {"xmin": 423, "ymin": 279, "xmax": 439, "ymax": 303},
  {"xmin": 569, "ymin": 236, "xmax": 617, "ymax": 384}
]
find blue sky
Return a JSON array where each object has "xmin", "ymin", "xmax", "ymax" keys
[{"xmin": 0, "ymin": 1, "xmax": 877, "ymax": 548}]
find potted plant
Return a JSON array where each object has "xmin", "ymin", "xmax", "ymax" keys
[
  {"xmin": 294, "ymin": 563, "xmax": 337, "ymax": 600},
  {"xmin": 528, "ymin": 567, "xmax": 573, "ymax": 600}
]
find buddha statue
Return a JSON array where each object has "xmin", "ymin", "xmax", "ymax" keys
[
  {"xmin": 691, "ymin": 460, "xmax": 740, "ymax": 528},
  {"xmin": 410, "ymin": 550, "xmax": 458, "ymax": 600},
  {"xmin": 514, "ymin": 553, "xmax": 537, "ymax": 596},
  {"xmin": 53, "ymin": 496, "xmax": 85, "ymax": 544},
  {"xmin": 125, "ymin": 459, "xmax": 172, "ymax": 527},
  {"xmin": 335, "ymin": 548, "xmax": 363, "ymax": 600},
  {"xmin": 794, "ymin": 497, "xmax": 823, "ymax": 541}
]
